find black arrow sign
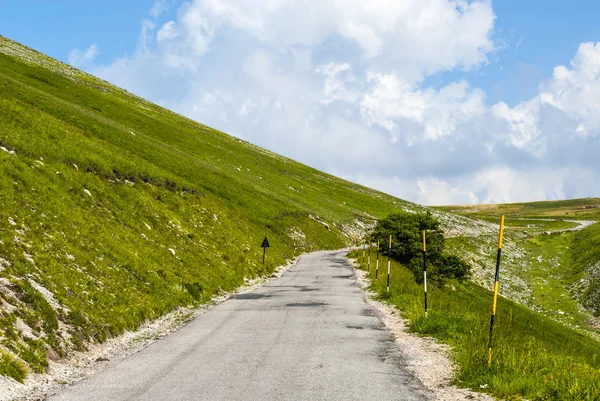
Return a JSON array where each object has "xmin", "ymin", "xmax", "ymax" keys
[
  {"xmin": 261, "ymin": 237, "xmax": 270, "ymax": 248},
  {"xmin": 261, "ymin": 237, "xmax": 270, "ymax": 264}
]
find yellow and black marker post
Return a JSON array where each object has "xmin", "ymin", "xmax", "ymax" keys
[
  {"xmin": 386, "ymin": 235, "xmax": 392, "ymax": 292},
  {"xmin": 488, "ymin": 215, "xmax": 505, "ymax": 366},
  {"xmin": 423, "ymin": 230, "xmax": 428, "ymax": 317},
  {"xmin": 375, "ymin": 240, "xmax": 380, "ymax": 279}
]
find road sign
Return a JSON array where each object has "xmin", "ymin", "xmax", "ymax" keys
[{"xmin": 261, "ymin": 237, "xmax": 270, "ymax": 264}]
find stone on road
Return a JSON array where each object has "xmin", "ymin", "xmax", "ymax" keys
[{"xmin": 51, "ymin": 250, "xmax": 431, "ymax": 401}]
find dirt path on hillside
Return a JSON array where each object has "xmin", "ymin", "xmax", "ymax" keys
[
  {"xmin": 512, "ymin": 218, "xmax": 595, "ymax": 232},
  {"xmin": 557, "ymin": 219, "xmax": 594, "ymax": 231}
]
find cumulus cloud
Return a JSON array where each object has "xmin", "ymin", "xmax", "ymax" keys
[
  {"xmin": 317, "ymin": 62, "xmax": 359, "ymax": 105},
  {"xmin": 360, "ymin": 74, "xmax": 486, "ymax": 140},
  {"xmin": 82, "ymin": 1, "xmax": 600, "ymax": 205},
  {"xmin": 492, "ymin": 42, "xmax": 600, "ymax": 162},
  {"xmin": 150, "ymin": 0, "xmax": 172, "ymax": 19},
  {"xmin": 68, "ymin": 43, "xmax": 99, "ymax": 68}
]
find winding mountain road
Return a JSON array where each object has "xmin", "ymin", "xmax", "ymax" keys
[
  {"xmin": 554, "ymin": 219, "xmax": 594, "ymax": 231},
  {"xmin": 50, "ymin": 250, "xmax": 431, "ymax": 401},
  {"xmin": 514, "ymin": 218, "xmax": 595, "ymax": 231}
]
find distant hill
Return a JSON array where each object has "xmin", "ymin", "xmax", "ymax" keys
[{"xmin": 437, "ymin": 197, "xmax": 600, "ymax": 221}]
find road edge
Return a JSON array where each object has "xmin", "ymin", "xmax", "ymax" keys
[
  {"xmin": 349, "ymin": 256, "xmax": 497, "ymax": 401},
  {"xmin": 1, "ymin": 256, "xmax": 302, "ymax": 401}
]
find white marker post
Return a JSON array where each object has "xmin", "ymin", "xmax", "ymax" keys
[
  {"xmin": 387, "ymin": 235, "xmax": 392, "ymax": 292},
  {"xmin": 362, "ymin": 243, "xmax": 366, "ymax": 266},
  {"xmin": 375, "ymin": 240, "xmax": 380, "ymax": 279},
  {"xmin": 367, "ymin": 241, "xmax": 371, "ymax": 273},
  {"xmin": 423, "ymin": 230, "xmax": 428, "ymax": 317}
]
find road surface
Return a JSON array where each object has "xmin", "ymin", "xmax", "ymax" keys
[
  {"xmin": 514, "ymin": 218, "xmax": 595, "ymax": 231},
  {"xmin": 558, "ymin": 219, "xmax": 594, "ymax": 231},
  {"xmin": 51, "ymin": 250, "xmax": 431, "ymax": 401}
]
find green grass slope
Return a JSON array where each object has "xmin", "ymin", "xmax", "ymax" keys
[
  {"xmin": 0, "ymin": 36, "xmax": 431, "ymax": 380},
  {"xmin": 571, "ymin": 223, "xmax": 600, "ymax": 315}
]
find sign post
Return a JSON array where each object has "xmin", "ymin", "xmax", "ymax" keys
[
  {"xmin": 261, "ymin": 237, "xmax": 270, "ymax": 264},
  {"xmin": 488, "ymin": 215, "xmax": 505, "ymax": 366}
]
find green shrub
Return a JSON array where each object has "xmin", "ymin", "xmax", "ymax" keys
[
  {"xmin": 373, "ymin": 211, "xmax": 471, "ymax": 284},
  {"xmin": 0, "ymin": 351, "xmax": 27, "ymax": 382}
]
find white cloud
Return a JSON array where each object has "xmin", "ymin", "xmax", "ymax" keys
[
  {"xmin": 82, "ymin": 1, "xmax": 600, "ymax": 206},
  {"xmin": 416, "ymin": 178, "xmax": 478, "ymax": 206},
  {"xmin": 492, "ymin": 41, "xmax": 600, "ymax": 157},
  {"xmin": 542, "ymin": 42, "xmax": 600, "ymax": 132},
  {"xmin": 68, "ymin": 43, "xmax": 99, "ymax": 67},
  {"xmin": 317, "ymin": 62, "xmax": 359, "ymax": 105},
  {"xmin": 157, "ymin": 21, "xmax": 178, "ymax": 42},
  {"xmin": 150, "ymin": 0, "xmax": 172, "ymax": 19},
  {"xmin": 117, "ymin": 0, "xmax": 495, "ymax": 79},
  {"xmin": 472, "ymin": 167, "xmax": 567, "ymax": 205},
  {"xmin": 360, "ymin": 74, "xmax": 486, "ymax": 139},
  {"xmin": 492, "ymin": 98, "xmax": 541, "ymax": 150}
]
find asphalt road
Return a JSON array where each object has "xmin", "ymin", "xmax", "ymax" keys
[{"xmin": 51, "ymin": 250, "xmax": 431, "ymax": 401}]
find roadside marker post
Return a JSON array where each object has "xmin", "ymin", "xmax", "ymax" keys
[
  {"xmin": 367, "ymin": 241, "xmax": 371, "ymax": 273},
  {"xmin": 261, "ymin": 237, "xmax": 270, "ymax": 264},
  {"xmin": 423, "ymin": 230, "xmax": 428, "ymax": 317},
  {"xmin": 375, "ymin": 240, "xmax": 380, "ymax": 279},
  {"xmin": 488, "ymin": 215, "xmax": 505, "ymax": 366},
  {"xmin": 387, "ymin": 235, "xmax": 392, "ymax": 292},
  {"xmin": 362, "ymin": 243, "xmax": 366, "ymax": 266}
]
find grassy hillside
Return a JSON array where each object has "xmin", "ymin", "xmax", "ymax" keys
[
  {"xmin": 571, "ymin": 223, "xmax": 600, "ymax": 315},
  {"xmin": 0, "ymin": 36, "xmax": 450, "ymax": 381}
]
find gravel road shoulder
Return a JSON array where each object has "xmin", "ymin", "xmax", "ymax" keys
[{"xmin": 352, "ymin": 263, "xmax": 495, "ymax": 401}]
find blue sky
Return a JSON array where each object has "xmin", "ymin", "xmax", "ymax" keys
[
  {"xmin": 4, "ymin": 0, "xmax": 600, "ymax": 106},
  {"xmin": 2, "ymin": 1, "xmax": 600, "ymax": 205}
]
